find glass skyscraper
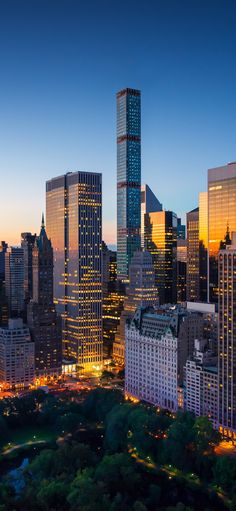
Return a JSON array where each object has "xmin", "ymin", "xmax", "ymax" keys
[
  {"xmin": 144, "ymin": 210, "xmax": 177, "ymax": 304},
  {"xmin": 208, "ymin": 163, "xmax": 236, "ymax": 303},
  {"xmin": 117, "ymin": 88, "xmax": 141, "ymax": 281},
  {"xmin": 46, "ymin": 171, "xmax": 103, "ymax": 371}
]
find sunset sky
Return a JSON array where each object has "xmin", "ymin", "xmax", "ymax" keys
[{"xmin": 1, "ymin": 0, "xmax": 236, "ymax": 246}]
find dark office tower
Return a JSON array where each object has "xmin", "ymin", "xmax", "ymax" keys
[
  {"xmin": 46, "ymin": 171, "xmax": 103, "ymax": 371},
  {"xmin": 199, "ymin": 192, "xmax": 208, "ymax": 302},
  {"xmin": 21, "ymin": 232, "xmax": 36, "ymax": 306},
  {"xmin": 144, "ymin": 211, "xmax": 177, "ymax": 304},
  {"xmin": 186, "ymin": 207, "xmax": 199, "ymax": 302},
  {"xmin": 177, "ymin": 218, "xmax": 186, "ymax": 240},
  {"xmin": 117, "ymin": 88, "xmax": 141, "ymax": 281},
  {"xmin": 0, "ymin": 242, "xmax": 8, "ymax": 281},
  {"xmin": 141, "ymin": 184, "xmax": 162, "ymax": 248},
  {"xmin": 102, "ymin": 242, "xmax": 125, "ymax": 358},
  {"xmin": 5, "ymin": 247, "xmax": 24, "ymax": 317},
  {"xmin": 177, "ymin": 239, "xmax": 187, "ymax": 303},
  {"xmin": 27, "ymin": 217, "xmax": 62, "ymax": 378},
  {"xmin": 218, "ymin": 233, "xmax": 236, "ymax": 439},
  {"xmin": 208, "ymin": 163, "xmax": 236, "ymax": 304}
]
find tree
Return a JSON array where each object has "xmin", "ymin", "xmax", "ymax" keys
[
  {"xmin": 82, "ymin": 388, "xmax": 123, "ymax": 422},
  {"xmin": 213, "ymin": 456, "xmax": 236, "ymax": 495},
  {"xmin": 94, "ymin": 453, "xmax": 140, "ymax": 495}
]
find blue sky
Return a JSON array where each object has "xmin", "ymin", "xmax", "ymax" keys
[{"xmin": 1, "ymin": 0, "xmax": 236, "ymax": 245}]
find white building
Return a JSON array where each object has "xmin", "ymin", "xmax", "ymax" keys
[
  {"xmin": 184, "ymin": 339, "xmax": 218, "ymax": 426},
  {"xmin": 125, "ymin": 307, "xmax": 178, "ymax": 412},
  {"xmin": 0, "ymin": 318, "xmax": 35, "ymax": 388}
]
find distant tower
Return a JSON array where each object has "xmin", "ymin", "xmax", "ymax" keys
[
  {"xmin": 144, "ymin": 210, "xmax": 177, "ymax": 304},
  {"xmin": 113, "ymin": 249, "xmax": 158, "ymax": 364},
  {"xmin": 117, "ymin": 88, "xmax": 141, "ymax": 281},
  {"xmin": 5, "ymin": 247, "xmax": 24, "ymax": 317},
  {"xmin": 21, "ymin": 232, "xmax": 36, "ymax": 306},
  {"xmin": 141, "ymin": 184, "xmax": 162, "ymax": 248},
  {"xmin": 186, "ymin": 207, "xmax": 199, "ymax": 302},
  {"xmin": 27, "ymin": 216, "xmax": 62, "ymax": 378}
]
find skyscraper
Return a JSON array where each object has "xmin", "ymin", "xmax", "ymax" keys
[
  {"xmin": 113, "ymin": 249, "xmax": 158, "ymax": 364},
  {"xmin": 5, "ymin": 247, "xmax": 24, "ymax": 317},
  {"xmin": 46, "ymin": 171, "xmax": 103, "ymax": 371},
  {"xmin": 186, "ymin": 207, "xmax": 199, "ymax": 302},
  {"xmin": 199, "ymin": 192, "xmax": 208, "ymax": 302},
  {"xmin": 177, "ymin": 218, "xmax": 186, "ymax": 240},
  {"xmin": 21, "ymin": 232, "xmax": 36, "ymax": 306},
  {"xmin": 141, "ymin": 184, "xmax": 162, "ymax": 247},
  {"xmin": 144, "ymin": 210, "xmax": 177, "ymax": 304},
  {"xmin": 208, "ymin": 162, "xmax": 236, "ymax": 303},
  {"xmin": 177, "ymin": 239, "xmax": 187, "ymax": 303},
  {"xmin": 117, "ymin": 88, "xmax": 141, "ymax": 281},
  {"xmin": 218, "ymin": 233, "xmax": 236, "ymax": 439},
  {"xmin": 0, "ymin": 242, "xmax": 8, "ymax": 326},
  {"xmin": 27, "ymin": 217, "xmax": 62, "ymax": 377}
]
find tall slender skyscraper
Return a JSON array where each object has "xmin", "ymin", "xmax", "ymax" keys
[
  {"xmin": 199, "ymin": 192, "xmax": 208, "ymax": 302},
  {"xmin": 186, "ymin": 207, "xmax": 199, "ymax": 302},
  {"xmin": 46, "ymin": 171, "xmax": 103, "ymax": 371},
  {"xmin": 117, "ymin": 88, "xmax": 141, "ymax": 281},
  {"xmin": 208, "ymin": 162, "xmax": 236, "ymax": 303},
  {"xmin": 218, "ymin": 233, "xmax": 236, "ymax": 439}
]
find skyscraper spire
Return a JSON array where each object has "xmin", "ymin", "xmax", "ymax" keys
[{"xmin": 41, "ymin": 212, "xmax": 45, "ymax": 230}]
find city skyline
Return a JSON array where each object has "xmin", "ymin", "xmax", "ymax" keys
[{"xmin": 1, "ymin": 0, "xmax": 236, "ymax": 245}]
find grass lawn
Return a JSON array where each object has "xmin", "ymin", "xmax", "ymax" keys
[{"xmin": 1, "ymin": 425, "xmax": 57, "ymax": 453}]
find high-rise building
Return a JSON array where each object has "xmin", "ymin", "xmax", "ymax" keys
[
  {"xmin": 199, "ymin": 192, "xmax": 208, "ymax": 302},
  {"xmin": 177, "ymin": 239, "xmax": 187, "ymax": 303},
  {"xmin": 0, "ymin": 242, "xmax": 8, "ymax": 326},
  {"xmin": 117, "ymin": 88, "xmax": 141, "ymax": 281},
  {"xmin": 208, "ymin": 162, "xmax": 236, "ymax": 303},
  {"xmin": 5, "ymin": 247, "xmax": 24, "ymax": 317},
  {"xmin": 125, "ymin": 307, "xmax": 178, "ymax": 412},
  {"xmin": 102, "ymin": 242, "xmax": 125, "ymax": 358},
  {"xmin": 141, "ymin": 184, "xmax": 162, "ymax": 247},
  {"xmin": 186, "ymin": 207, "xmax": 199, "ymax": 302},
  {"xmin": 177, "ymin": 218, "xmax": 186, "ymax": 240},
  {"xmin": 113, "ymin": 250, "xmax": 158, "ymax": 364},
  {"xmin": 27, "ymin": 217, "xmax": 62, "ymax": 378},
  {"xmin": 144, "ymin": 210, "xmax": 177, "ymax": 304},
  {"xmin": 21, "ymin": 232, "xmax": 36, "ymax": 306},
  {"xmin": 0, "ymin": 318, "xmax": 35, "ymax": 389},
  {"xmin": 218, "ymin": 233, "xmax": 236, "ymax": 439},
  {"xmin": 46, "ymin": 171, "xmax": 103, "ymax": 371}
]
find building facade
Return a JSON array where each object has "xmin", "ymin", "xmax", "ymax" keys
[
  {"xmin": 117, "ymin": 88, "xmax": 141, "ymax": 281},
  {"xmin": 46, "ymin": 171, "xmax": 103, "ymax": 371},
  {"xmin": 199, "ymin": 192, "xmax": 208, "ymax": 302},
  {"xmin": 102, "ymin": 242, "xmax": 125, "ymax": 358},
  {"xmin": 218, "ymin": 234, "xmax": 236, "ymax": 438},
  {"xmin": 177, "ymin": 239, "xmax": 187, "ymax": 303},
  {"xmin": 0, "ymin": 318, "xmax": 35, "ymax": 388},
  {"xmin": 21, "ymin": 232, "xmax": 36, "ymax": 307},
  {"xmin": 208, "ymin": 163, "xmax": 236, "ymax": 303},
  {"xmin": 184, "ymin": 339, "xmax": 218, "ymax": 427},
  {"xmin": 144, "ymin": 210, "xmax": 177, "ymax": 304},
  {"xmin": 113, "ymin": 250, "xmax": 158, "ymax": 365},
  {"xmin": 186, "ymin": 207, "xmax": 199, "ymax": 302},
  {"xmin": 27, "ymin": 218, "xmax": 62, "ymax": 378},
  {"xmin": 5, "ymin": 247, "xmax": 24, "ymax": 318},
  {"xmin": 125, "ymin": 307, "xmax": 178, "ymax": 412},
  {"xmin": 141, "ymin": 184, "xmax": 162, "ymax": 248}
]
